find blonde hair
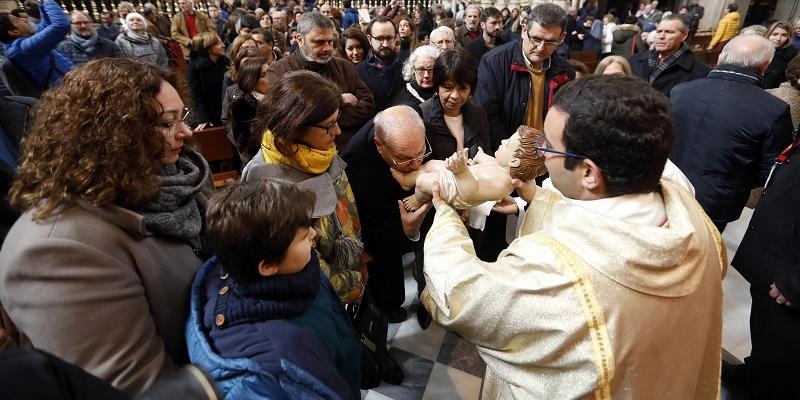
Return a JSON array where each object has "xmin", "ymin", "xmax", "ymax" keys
[{"xmin": 594, "ymin": 56, "xmax": 632, "ymax": 75}]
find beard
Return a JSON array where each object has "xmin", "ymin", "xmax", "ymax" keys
[
  {"xmin": 376, "ymin": 48, "xmax": 396, "ymax": 63},
  {"xmin": 299, "ymin": 44, "xmax": 332, "ymax": 64}
]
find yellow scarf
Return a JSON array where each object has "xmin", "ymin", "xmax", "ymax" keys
[{"xmin": 260, "ymin": 130, "xmax": 336, "ymax": 175}]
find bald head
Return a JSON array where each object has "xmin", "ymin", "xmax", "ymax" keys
[
  {"xmin": 719, "ymin": 34, "xmax": 774, "ymax": 72},
  {"xmin": 374, "ymin": 106, "xmax": 426, "ymax": 172}
]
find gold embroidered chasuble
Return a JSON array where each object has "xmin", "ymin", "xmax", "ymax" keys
[{"xmin": 421, "ymin": 179, "xmax": 726, "ymax": 399}]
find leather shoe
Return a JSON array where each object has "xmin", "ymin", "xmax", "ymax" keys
[
  {"xmin": 381, "ymin": 352, "xmax": 405, "ymax": 385},
  {"xmin": 386, "ymin": 307, "xmax": 407, "ymax": 324},
  {"xmin": 416, "ymin": 306, "xmax": 432, "ymax": 329}
]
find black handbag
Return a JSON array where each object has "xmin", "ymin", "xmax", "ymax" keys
[{"xmin": 350, "ymin": 288, "xmax": 387, "ymax": 389}]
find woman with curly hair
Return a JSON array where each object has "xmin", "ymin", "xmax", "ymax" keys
[
  {"xmin": 242, "ymin": 70, "xmax": 367, "ymax": 305},
  {"xmin": 0, "ymin": 58, "xmax": 213, "ymax": 394},
  {"xmin": 341, "ymin": 26, "xmax": 368, "ymax": 64}
]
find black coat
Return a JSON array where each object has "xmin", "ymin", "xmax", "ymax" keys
[
  {"xmin": 465, "ymin": 35, "xmax": 506, "ymax": 66},
  {"xmin": 730, "ymin": 145, "xmax": 800, "ymax": 399},
  {"xmin": 670, "ymin": 65, "xmax": 794, "ymax": 225},
  {"xmin": 340, "ymin": 121, "xmax": 420, "ymax": 310},
  {"xmin": 356, "ymin": 51, "xmax": 408, "ymax": 112},
  {"xmin": 763, "ymin": 45, "xmax": 799, "ymax": 89},
  {"xmin": 419, "ymin": 95, "xmax": 490, "ymax": 161},
  {"xmin": 388, "ymin": 81, "xmax": 436, "ymax": 114},
  {"xmin": 473, "ymin": 39, "xmax": 574, "ymax": 152},
  {"xmin": 187, "ymin": 51, "xmax": 230, "ymax": 126},
  {"xmin": 629, "ymin": 48, "xmax": 710, "ymax": 97}
]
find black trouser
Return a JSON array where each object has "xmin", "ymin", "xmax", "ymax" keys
[{"xmin": 744, "ymin": 286, "xmax": 800, "ymax": 399}]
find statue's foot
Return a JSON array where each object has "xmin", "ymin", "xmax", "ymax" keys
[{"xmin": 403, "ymin": 195, "xmax": 424, "ymax": 211}]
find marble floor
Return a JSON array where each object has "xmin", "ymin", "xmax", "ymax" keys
[{"xmin": 361, "ymin": 209, "xmax": 756, "ymax": 400}]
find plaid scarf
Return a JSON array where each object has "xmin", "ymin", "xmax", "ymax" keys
[{"xmin": 648, "ymin": 42, "xmax": 689, "ymax": 84}]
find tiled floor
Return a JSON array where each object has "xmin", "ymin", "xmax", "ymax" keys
[{"xmin": 362, "ymin": 209, "xmax": 756, "ymax": 400}]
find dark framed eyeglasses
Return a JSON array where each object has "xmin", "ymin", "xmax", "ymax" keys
[
  {"xmin": 158, "ymin": 107, "xmax": 191, "ymax": 134},
  {"xmin": 413, "ymin": 66, "xmax": 434, "ymax": 76},
  {"xmin": 525, "ymin": 28, "xmax": 560, "ymax": 49},
  {"xmin": 370, "ymin": 35, "xmax": 396, "ymax": 44},
  {"xmin": 309, "ymin": 110, "xmax": 342, "ymax": 135},
  {"xmin": 386, "ymin": 135, "xmax": 433, "ymax": 167},
  {"xmin": 533, "ymin": 133, "xmax": 587, "ymax": 159}
]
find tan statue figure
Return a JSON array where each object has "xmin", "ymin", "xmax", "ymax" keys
[{"xmin": 393, "ymin": 126, "xmax": 548, "ymax": 211}]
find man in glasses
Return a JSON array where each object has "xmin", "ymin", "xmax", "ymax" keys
[
  {"xmin": 472, "ymin": 3, "xmax": 574, "ymax": 262},
  {"xmin": 423, "ymin": 75, "xmax": 725, "ymax": 399},
  {"xmin": 342, "ymin": 105, "xmax": 433, "ymax": 384},
  {"xmin": 57, "ymin": 11, "xmax": 121, "ymax": 66},
  {"xmin": 357, "ymin": 16, "xmax": 407, "ymax": 112},
  {"xmin": 268, "ymin": 12, "xmax": 374, "ymax": 149}
]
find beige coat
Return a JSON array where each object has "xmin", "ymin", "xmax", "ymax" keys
[
  {"xmin": 170, "ymin": 10, "xmax": 216, "ymax": 59},
  {"xmin": 0, "ymin": 198, "xmax": 207, "ymax": 394},
  {"xmin": 423, "ymin": 179, "xmax": 725, "ymax": 399},
  {"xmin": 767, "ymin": 81, "xmax": 800, "ymax": 128}
]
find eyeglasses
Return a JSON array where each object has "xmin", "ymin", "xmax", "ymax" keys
[
  {"xmin": 309, "ymin": 110, "xmax": 342, "ymax": 135},
  {"xmin": 370, "ymin": 35, "xmax": 396, "ymax": 44},
  {"xmin": 413, "ymin": 66, "xmax": 434, "ymax": 76},
  {"xmin": 71, "ymin": 21, "xmax": 92, "ymax": 26},
  {"xmin": 533, "ymin": 133, "xmax": 586, "ymax": 159},
  {"xmin": 159, "ymin": 107, "xmax": 191, "ymax": 134},
  {"xmin": 385, "ymin": 136, "xmax": 433, "ymax": 167},
  {"xmin": 525, "ymin": 28, "xmax": 560, "ymax": 49}
]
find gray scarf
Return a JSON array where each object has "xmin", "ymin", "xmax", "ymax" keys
[
  {"xmin": 71, "ymin": 30, "xmax": 99, "ymax": 53},
  {"xmin": 142, "ymin": 149, "xmax": 210, "ymax": 240},
  {"xmin": 125, "ymin": 29, "xmax": 152, "ymax": 44}
]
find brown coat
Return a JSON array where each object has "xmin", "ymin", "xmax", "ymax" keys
[
  {"xmin": 767, "ymin": 82, "xmax": 800, "ymax": 128},
  {"xmin": 0, "ymin": 198, "xmax": 208, "ymax": 394},
  {"xmin": 267, "ymin": 52, "xmax": 375, "ymax": 148},
  {"xmin": 170, "ymin": 10, "xmax": 216, "ymax": 59}
]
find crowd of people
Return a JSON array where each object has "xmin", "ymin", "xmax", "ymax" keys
[{"xmin": 0, "ymin": 0, "xmax": 799, "ymax": 399}]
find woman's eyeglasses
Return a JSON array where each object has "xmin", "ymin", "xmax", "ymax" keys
[
  {"xmin": 310, "ymin": 110, "xmax": 342, "ymax": 135},
  {"xmin": 158, "ymin": 108, "xmax": 191, "ymax": 134}
]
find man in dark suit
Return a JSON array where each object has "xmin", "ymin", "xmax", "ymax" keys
[
  {"xmin": 670, "ymin": 34, "xmax": 793, "ymax": 232},
  {"xmin": 342, "ymin": 106, "xmax": 431, "ymax": 321},
  {"xmin": 730, "ymin": 136, "xmax": 800, "ymax": 399},
  {"xmin": 356, "ymin": 17, "xmax": 407, "ymax": 112},
  {"xmin": 341, "ymin": 105, "xmax": 431, "ymax": 384}
]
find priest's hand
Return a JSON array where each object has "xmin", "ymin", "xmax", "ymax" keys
[{"xmin": 492, "ymin": 196, "xmax": 519, "ymax": 215}]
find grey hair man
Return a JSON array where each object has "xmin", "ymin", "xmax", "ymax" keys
[
  {"xmin": 628, "ymin": 13, "xmax": 709, "ymax": 96},
  {"xmin": 671, "ymin": 34, "xmax": 793, "ymax": 232},
  {"xmin": 267, "ymin": 12, "xmax": 375, "ymax": 148},
  {"xmin": 455, "ymin": 4, "xmax": 481, "ymax": 46},
  {"xmin": 429, "ymin": 26, "xmax": 456, "ymax": 51},
  {"xmin": 56, "ymin": 10, "xmax": 121, "ymax": 65}
]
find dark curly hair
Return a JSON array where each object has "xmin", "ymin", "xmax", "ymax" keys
[
  {"xmin": 251, "ymin": 70, "xmax": 342, "ymax": 157},
  {"xmin": 553, "ymin": 75, "xmax": 673, "ymax": 196},
  {"xmin": 10, "ymin": 58, "xmax": 184, "ymax": 219}
]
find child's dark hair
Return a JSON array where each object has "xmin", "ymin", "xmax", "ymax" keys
[{"xmin": 206, "ymin": 179, "xmax": 315, "ymax": 283}]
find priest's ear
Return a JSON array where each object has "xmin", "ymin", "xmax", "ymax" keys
[{"xmin": 580, "ymin": 158, "xmax": 605, "ymax": 193}]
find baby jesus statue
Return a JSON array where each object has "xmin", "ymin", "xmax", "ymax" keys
[{"xmin": 392, "ymin": 125, "xmax": 548, "ymax": 211}]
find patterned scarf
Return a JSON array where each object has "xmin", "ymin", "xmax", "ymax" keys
[
  {"xmin": 142, "ymin": 149, "xmax": 210, "ymax": 240},
  {"xmin": 648, "ymin": 42, "xmax": 689, "ymax": 84},
  {"xmin": 71, "ymin": 31, "xmax": 98, "ymax": 53},
  {"xmin": 260, "ymin": 130, "xmax": 336, "ymax": 175}
]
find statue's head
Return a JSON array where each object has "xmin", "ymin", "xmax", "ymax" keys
[{"xmin": 507, "ymin": 126, "xmax": 547, "ymax": 181}]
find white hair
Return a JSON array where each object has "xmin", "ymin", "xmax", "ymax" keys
[
  {"xmin": 718, "ymin": 34, "xmax": 775, "ymax": 69},
  {"xmin": 402, "ymin": 45, "xmax": 440, "ymax": 81}
]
